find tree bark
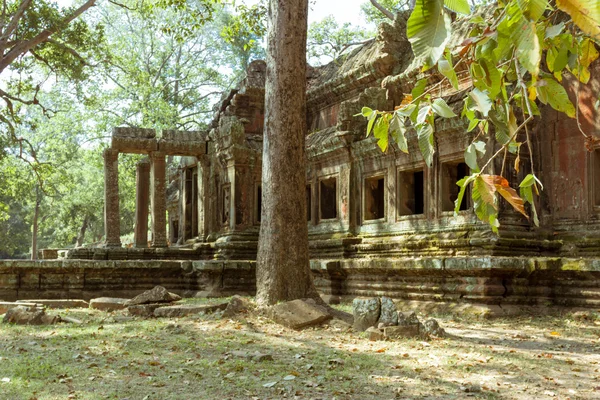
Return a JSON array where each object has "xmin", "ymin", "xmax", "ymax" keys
[
  {"xmin": 255, "ymin": 0, "xmax": 319, "ymax": 306},
  {"xmin": 75, "ymin": 214, "xmax": 89, "ymax": 248},
  {"xmin": 31, "ymin": 187, "xmax": 41, "ymax": 260}
]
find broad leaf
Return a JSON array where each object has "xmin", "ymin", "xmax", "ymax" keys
[
  {"xmin": 556, "ymin": 0, "xmax": 600, "ymax": 40},
  {"xmin": 373, "ymin": 114, "xmax": 390, "ymax": 152},
  {"xmin": 454, "ymin": 174, "xmax": 476, "ymax": 215},
  {"xmin": 417, "ymin": 122, "xmax": 435, "ymax": 167},
  {"xmin": 432, "ymin": 98, "xmax": 456, "ymax": 118},
  {"xmin": 537, "ymin": 77, "xmax": 576, "ymax": 117},
  {"xmin": 517, "ymin": 0, "xmax": 548, "ymax": 22},
  {"xmin": 469, "ymin": 88, "xmax": 493, "ymax": 116},
  {"xmin": 516, "ymin": 19, "xmax": 541, "ymax": 76},
  {"xmin": 366, "ymin": 112, "xmax": 377, "ymax": 136},
  {"xmin": 407, "ymin": 0, "xmax": 452, "ymax": 66},
  {"xmin": 411, "ymin": 78, "xmax": 428, "ymax": 100},
  {"xmin": 444, "ymin": 0, "xmax": 470, "ymax": 14},
  {"xmin": 390, "ymin": 113, "xmax": 408, "ymax": 153},
  {"xmin": 438, "ymin": 53, "xmax": 459, "ymax": 90},
  {"xmin": 484, "ymin": 175, "xmax": 528, "ymax": 218}
]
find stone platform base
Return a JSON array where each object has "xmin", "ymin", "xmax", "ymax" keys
[{"xmin": 0, "ymin": 257, "xmax": 598, "ymax": 314}]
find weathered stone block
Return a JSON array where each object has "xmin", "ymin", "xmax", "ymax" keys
[
  {"xmin": 352, "ymin": 297, "xmax": 380, "ymax": 331},
  {"xmin": 16, "ymin": 299, "xmax": 88, "ymax": 309},
  {"xmin": 89, "ymin": 297, "xmax": 129, "ymax": 311},
  {"xmin": 268, "ymin": 299, "xmax": 332, "ymax": 330},
  {"xmin": 125, "ymin": 286, "xmax": 181, "ymax": 306},
  {"xmin": 128, "ymin": 303, "xmax": 165, "ymax": 317},
  {"xmin": 365, "ymin": 326, "xmax": 384, "ymax": 341},
  {"xmin": 154, "ymin": 303, "xmax": 227, "ymax": 318},
  {"xmin": 383, "ymin": 325, "xmax": 420, "ymax": 339},
  {"xmin": 378, "ymin": 296, "xmax": 398, "ymax": 326}
]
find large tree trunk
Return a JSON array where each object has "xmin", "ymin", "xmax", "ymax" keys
[
  {"xmin": 255, "ymin": 0, "xmax": 319, "ymax": 306},
  {"xmin": 31, "ymin": 188, "xmax": 41, "ymax": 260}
]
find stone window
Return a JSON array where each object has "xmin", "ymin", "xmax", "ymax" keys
[
  {"xmin": 306, "ymin": 185, "xmax": 312, "ymax": 222},
  {"xmin": 222, "ymin": 184, "xmax": 231, "ymax": 225},
  {"xmin": 594, "ymin": 149, "xmax": 600, "ymax": 208},
  {"xmin": 442, "ymin": 161, "xmax": 470, "ymax": 212},
  {"xmin": 256, "ymin": 184, "xmax": 262, "ymax": 223},
  {"xmin": 398, "ymin": 169, "xmax": 424, "ymax": 216},
  {"xmin": 319, "ymin": 177, "xmax": 337, "ymax": 220},
  {"xmin": 184, "ymin": 168, "xmax": 198, "ymax": 239},
  {"xmin": 364, "ymin": 175, "xmax": 385, "ymax": 221}
]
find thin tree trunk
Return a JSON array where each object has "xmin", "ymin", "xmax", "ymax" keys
[
  {"xmin": 31, "ymin": 187, "xmax": 41, "ymax": 260},
  {"xmin": 75, "ymin": 214, "xmax": 89, "ymax": 247},
  {"xmin": 255, "ymin": 0, "xmax": 319, "ymax": 306}
]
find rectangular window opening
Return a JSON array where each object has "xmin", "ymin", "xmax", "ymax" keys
[
  {"xmin": 320, "ymin": 177, "xmax": 337, "ymax": 220},
  {"xmin": 364, "ymin": 175, "xmax": 385, "ymax": 221},
  {"xmin": 398, "ymin": 170, "xmax": 424, "ymax": 216},
  {"xmin": 442, "ymin": 161, "xmax": 469, "ymax": 212}
]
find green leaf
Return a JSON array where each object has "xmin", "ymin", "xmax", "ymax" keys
[
  {"xmin": 373, "ymin": 114, "xmax": 390, "ymax": 152},
  {"xmin": 469, "ymin": 88, "xmax": 493, "ymax": 116},
  {"xmin": 464, "ymin": 143, "xmax": 480, "ymax": 172},
  {"xmin": 411, "ymin": 79, "xmax": 428, "ymax": 100},
  {"xmin": 443, "ymin": 0, "xmax": 471, "ymax": 14},
  {"xmin": 545, "ymin": 22, "xmax": 565, "ymax": 39},
  {"xmin": 361, "ymin": 107, "xmax": 373, "ymax": 117},
  {"xmin": 454, "ymin": 174, "xmax": 475, "ymax": 215},
  {"xmin": 517, "ymin": 0, "xmax": 548, "ymax": 22},
  {"xmin": 537, "ymin": 78, "xmax": 576, "ymax": 117},
  {"xmin": 432, "ymin": 98, "xmax": 456, "ymax": 118},
  {"xmin": 390, "ymin": 113, "xmax": 408, "ymax": 153},
  {"xmin": 417, "ymin": 122, "xmax": 435, "ymax": 167},
  {"xmin": 556, "ymin": 0, "xmax": 600, "ymax": 41},
  {"xmin": 417, "ymin": 105, "xmax": 431, "ymax": 125},
  {"xmin": 396, "ymin": 103, "xmax": 417, "ymax": 117},
  {"xmin": 366, "ymin": 112, "xmax": 377, "ymax": 136},
  {"xmin": 438, "ymin": 55, "xmax": 459, "ymax": 90},
  {"xmin": 516, "ymin": 19, "xmax": 541, "ymax": 76},
  {"xmin": 407, "ymin": 0, "xmax": 452, "ymax": 66}
]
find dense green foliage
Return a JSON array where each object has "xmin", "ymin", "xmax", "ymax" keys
[{"xmin": 361, "ymin": 0, "xmax": 600, "ymax": 231}]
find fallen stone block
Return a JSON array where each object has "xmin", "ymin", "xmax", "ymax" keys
[
  {"xmin": 366, "ymin": 326, "xmax": 385, "ymax": 341},
  {"xmin": 222, "ymin": 295, "xmax": 254, "ymax": 318},
  {"xmin": 320, "ymin": 294, "xmax": 341, "ymax": 305},
  {"xmin": 128, "ymin": 303, "xmax": 167, "ymax": 317},
  {"xmin": 154, "ymin": 303, "xmax": 228, "ymax": 318},
  {"xmin": 269, "ymin": 299, "xmax": 332, "ymax": 330},
  {"xmin": 0, "ymin": 302, "xmax": 41, "ymax": 315},
  {"xmin": 383, "ymin": 325, "xmax": 421, "ymax": 339},
  {"xmin": 3, "ymin": 306, "xmax": 60, "ymax": 325},
  {"xmin": 89, "ymin": 297, "xmax": 129, "ymax": 312},
  {"xmin": 125, "ymin": 286, "xmax": 181, "ymax": 306},
  {"xmin": 17, "ymin": 299, "xmax": 88, "ymax": 309},
  {"xmin": 422, "ymin": 318, "xmax": 445, "ymax": 337},
  {"xmin": 352, "ymin": 297, "xmax": 380, "ymax": 332}
]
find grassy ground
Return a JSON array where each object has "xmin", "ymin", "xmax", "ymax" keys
[{"xmin": 1, "ymin": 299, "xmax": 599, "ymax": 400}]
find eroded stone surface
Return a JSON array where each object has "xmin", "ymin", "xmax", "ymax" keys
[
  {"xmin": 125, "ymin": 286, "xmax": 181, "ymax": 306},
  {"xmin": 128, "ymin": 303, "xmax": 166, "ymax": 317},
  {"xmin": 0, "ymin": 302, "xmax": 40, "ymax": 315},
  {"xmin": 383, "ymin": 324, "xmax": 420, "ymax": 339},
  {"xmin": 268, "ymin": 299, "xmax": 332, "ymax": 330},
  {"xmin": 154, "ymin": 303, "xmax": 227, "ymax": 318},
  {"xmin": 377, "ymin": 297, "xmax": 398, "ymax": 327},
  {"xmin": 17, "ymin": 299, "xmax": 88, "ymax": 309},
  {"xmin": 422, "ymin": 318, "xmax": 445, "ymax": 337},
  {"xmin": 3, "ymin": 306, "xmax": 59, "ymax": 325},
  {"xmin": 222, "ymin": 295, "xmax": 253, "ymax": 318},
  {"xmin": 89, "ymin": 297, "xmax": 129, "ymax": 311},
  {"xmin": 352, "ymin": 297, "xmax": 380, "ymax": 332},
  {"xmin": 366, "ymin": 326, "xmax": 384, "ymax": 341}
]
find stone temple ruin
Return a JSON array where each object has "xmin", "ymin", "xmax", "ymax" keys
[{"xmin": 1, "ymin": 15, "xmax": 599, "ymax": 314}]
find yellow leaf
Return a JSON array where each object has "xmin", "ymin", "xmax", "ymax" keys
[
  {"xmin": 550, "ymin": 331, "xmax": 560, "ymax": 336},
  {"xmin": 556, "ymin": 0, "xmax": 600, "ymax": 40},
  {"xmin": 528, "ymin": 86, "xmax": 537, "ymax": 101}
]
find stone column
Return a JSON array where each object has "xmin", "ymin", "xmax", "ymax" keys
[
  {"xmin": 133, "ymin": 158, "xmax": 150, "ymax": 248},
  {"xmin": 150, "ymin": 151, "xmax": 168, "ymax": 247},
  {"xmin": 103, "ymin": 148, "xmax": 121, "ymax": 248}
]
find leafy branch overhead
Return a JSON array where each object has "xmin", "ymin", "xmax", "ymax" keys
[{"xmin": 360, "ymin": 0, "xmax": 600, "ymax": 232}]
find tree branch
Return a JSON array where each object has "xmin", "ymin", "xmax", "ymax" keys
[
  {"xmin": 370, "ymin": 0, "xmax": 395, "ymax": 20},
  {"xmin": 0, "ymin": 0, "xmax": 96, "ymax": 74}
]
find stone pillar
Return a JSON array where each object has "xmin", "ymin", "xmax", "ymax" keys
[
  {"xmin": 103, "ymin": 148, "xmax": 121, "ymax": 248},
  {"xmin": 133, "ymin": 158, "xmax": 150, "ymax": 248},
  {"xmin": 150, "ymin": 151, "xmax": 168, "ymax": 247}
]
